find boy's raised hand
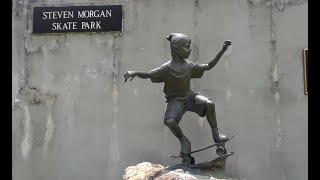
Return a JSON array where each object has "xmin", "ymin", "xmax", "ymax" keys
[
  {"xmin": 124, "ymin": 71, "xmax": 136, "ymax": 83},
  {"xmin": 222, "ymin": 40, "xmax": 232, "ymax": 52}
]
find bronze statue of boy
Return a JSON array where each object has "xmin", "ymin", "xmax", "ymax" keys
[{"xmin": 124, "ymin": 33, "xmax": 232, "ymax": 161}]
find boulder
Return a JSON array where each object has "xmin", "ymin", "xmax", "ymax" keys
[{"xmin": 123, "ymin": 162, "xmax": 237, "ymax": 180}]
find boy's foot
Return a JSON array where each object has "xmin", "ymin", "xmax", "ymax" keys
[
  {"xmin": 180, "ymin": 153, "xmax": 195, "ymax": 166},
  {"xmin": 179, "ymin": 135, "xmax": 191, "ymax": 155},
  {"xmin": 212, "ymin": 128, "xmax": 229, "ymax": 143},
  {"xmin": 178, "ymin": 136, "xmax": 195, "ymax": 165}
]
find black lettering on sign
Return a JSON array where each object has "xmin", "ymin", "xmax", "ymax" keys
[{"xmin": 33, "ymin": 5, "xmax": 123, "ymax": 33}]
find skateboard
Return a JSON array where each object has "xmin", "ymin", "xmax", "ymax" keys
[{"xmin": 169, "ymin": 134, "xmax": 235, "ymax": 166}]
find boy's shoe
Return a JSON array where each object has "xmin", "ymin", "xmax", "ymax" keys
[{"xmin": 212, "ymin": 128, "xmax": 229, "ymax": 143}]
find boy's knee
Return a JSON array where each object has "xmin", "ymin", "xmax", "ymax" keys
[{"xmin": 164, "ymin": 118, "xmax": 177, "ymax": 127}]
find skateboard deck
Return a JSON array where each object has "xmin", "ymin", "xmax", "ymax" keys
[
  {"xmin": 188, "ymin": 152, "xmax": 234, "ymax": 169},
  {"xmin": 169, "ymin": 134, "xmax": 235, "ymax": 158},
  {"xmin": 165, "ymin": 152, "xmax": 235, "ymax": 177}
]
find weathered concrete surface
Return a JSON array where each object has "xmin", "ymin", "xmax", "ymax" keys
[
  {"xmin": 12, "ymin": 0, "xmax": 308, "ymax": 180},
  {"xmin": 271, "ymin": 3, "xmax": 308, "ymax": 180}
]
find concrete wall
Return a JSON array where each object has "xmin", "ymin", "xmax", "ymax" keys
[{"xmin": 12, "ymin": 0, "xmax": 308, "ymax": 180}]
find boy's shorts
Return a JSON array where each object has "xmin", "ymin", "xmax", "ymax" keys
[{"xmin": 164, "ymin": 92, "xmax": 211, "ymax": 122}]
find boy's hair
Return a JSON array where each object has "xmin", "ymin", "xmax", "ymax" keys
[{"xmin": 166, "ymin": 33, "xmax": 191, "ymax": 51}]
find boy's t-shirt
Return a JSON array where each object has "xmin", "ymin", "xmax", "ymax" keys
[{"xmin": 149, "ymin": 60, "xmax": 208, "ymax": 99}]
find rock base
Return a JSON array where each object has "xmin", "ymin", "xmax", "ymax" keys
[
  {"xmin": 123, "ymin": 161, "xmax": 237, "ymax": 180},
  {"xmin": 165, "ymin": 152, "xmax": 234, "ymax": 179}
]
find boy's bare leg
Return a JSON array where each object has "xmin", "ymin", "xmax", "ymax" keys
[
  {"xmin": 164, "ymin": 118, "xmax": 191, "ymax": 156},
  {"xmin": 201, "ymin": 98, "xmax": 228, "ymax": 143}
]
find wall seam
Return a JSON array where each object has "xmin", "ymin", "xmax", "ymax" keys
[
  {"xmin": 270, "ymin": 4, "xmax": 286, "ymax": 180},
  {"xmin": 194, "ymin": 0, "xmax": 200, "ymax": 93}
]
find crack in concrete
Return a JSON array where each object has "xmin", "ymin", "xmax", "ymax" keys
[
  {"xmin": 248, "ymin": 0, "xmax": 307, "ymax": 10},
  {"xmin": 270, "ymin": 6, "xmax": 281, "ymax": 95},
  {"xmin": 193, "ymin": 0, "xmax": 201, "ymax": 95},
  {"xmin": 269, "ymin": 0, "xmax": 307, "ymax": 11},
  {"xmin": 194, "ymin": 0, "xmax": 200, "ymax": 63},
  {"xmin": 21, "ymin": 105, "xmax": 32, "ymax": 160},
  {"xmin": 42, "ymin": 96, "xmax": 55, "ymax": 153},
  {"xmin": 269, "ymin": 4, "xmax": 284, "ymax": 157},
  {"xmin": 109, "ymin": 33, "xmax": 121, "ymax": 166}
]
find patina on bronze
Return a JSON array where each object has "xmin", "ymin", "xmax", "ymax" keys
[{"xmin": 124, "ymin": 33, "xmax": 232, "ymax": 165}]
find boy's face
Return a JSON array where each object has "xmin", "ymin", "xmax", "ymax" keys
[{"xmin": 176, "ymin": 41, "xmax": 191, "ymax": 59}]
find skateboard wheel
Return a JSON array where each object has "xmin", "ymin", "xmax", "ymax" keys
[
  {"xmin": 216, "ymin": 146, "xmax": 226, "ymax": 156},
  {"xmin": 182, "ymin": 158, "xmax": 191, "ymax": 166},
  {"xmin": 190, "ymin": 157, "xmax": 195, "ymax": 165}
]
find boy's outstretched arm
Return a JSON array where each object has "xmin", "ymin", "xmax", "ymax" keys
[
  {"xmin": 124, "ymin": 71, "xmax": 151, "ymax": 83},
  {"xmin": 206, "ymin": 40, "xmax": 232, "ymax": 70}
]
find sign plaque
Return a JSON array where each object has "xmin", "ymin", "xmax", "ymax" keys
[{"xmin": 33, "ymin": 5, "xmax": 123, "ymax": 33}]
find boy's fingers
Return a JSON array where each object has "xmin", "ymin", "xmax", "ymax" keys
[
  {"xmin": 125, "ymin": 76, "xmax": 130, "ymax": 82},
  {"xmin": 130, "ymin": 76, "xmax": 135, "ymax": 81}
]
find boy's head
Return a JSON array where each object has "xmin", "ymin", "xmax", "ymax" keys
[{"xmin": 166, "ymin": 33, "xmax": 191, "ymax": 59}]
